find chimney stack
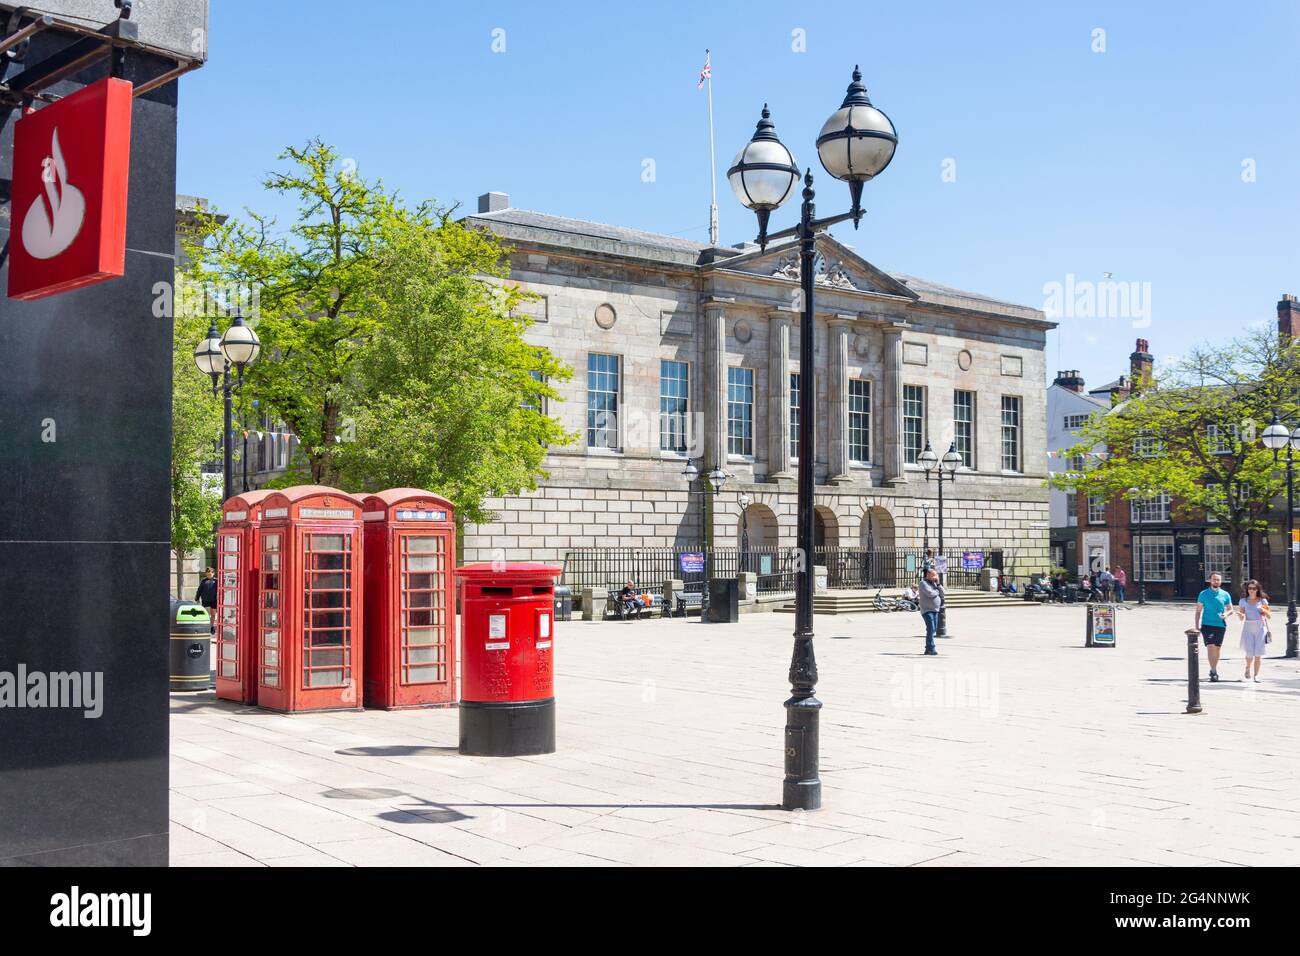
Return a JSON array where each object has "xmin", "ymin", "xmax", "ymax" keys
[
  {"xmin": 1053, "ymin": 369, "xmax": 1085, "ymax": 393},
  {"xmin": 477, "ymin": 191, "xmax": 509, "ymax": 214},
  {"xmin": 1129, "ymin": 338, "xmax": 1153, "ymax": 394},
  {"xmin": 1279, "ymin": 294, "xmax": 1300, "ymax": 340}
]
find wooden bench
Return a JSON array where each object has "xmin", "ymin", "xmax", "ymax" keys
[
  {"xmin": 673, "ymin": 591, "xmax": 705, "ymax": 617},
  {"xmin": 605, "ymin": 590, "xmax": 665, "ymax": 621}
]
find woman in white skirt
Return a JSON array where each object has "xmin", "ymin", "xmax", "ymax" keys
[{"xmin": 1236, "ymin": 579, "xmax": 1271, "ymax": 682}]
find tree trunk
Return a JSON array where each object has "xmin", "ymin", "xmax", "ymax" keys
[{"xmin": 1230, "ymin": 533, "xmax": 1246, "ymax": 599}]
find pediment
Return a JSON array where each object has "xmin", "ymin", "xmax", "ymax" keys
[{"xmin": 708, "ymin": 235, "xmax": 917, "ymax": 300}]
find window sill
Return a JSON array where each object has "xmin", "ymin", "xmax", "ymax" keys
[
  {"xmin": 587, "ymin": 447, "xmax": 624, "ymax": 457},
  {"xmin": 728, "ymin": 454, "xmax": 755, "ymax": 463}
]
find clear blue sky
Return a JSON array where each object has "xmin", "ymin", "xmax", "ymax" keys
[{"xmin": 178, "ymin": 0, "xmax": 1300, "ymax": 390}]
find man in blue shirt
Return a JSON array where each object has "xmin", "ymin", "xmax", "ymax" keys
[{"xmin": 1195, "ymin": 571, "xmax": 1233, "ymax": 682}]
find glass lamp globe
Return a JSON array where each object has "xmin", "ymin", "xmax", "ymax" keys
[
  {"xmin": 193, "ymin": 321, "xmax": 224, "ymax": 377},
  {"xmin": 918, "ymin": 442, "xmax": 938, "ymax": 472},
  {"xmin": 220, "ymin": 313, "xmax": 261, "ymax": 368},
  {"xmin": 941, "ymin": 443, "xmax": 962, "ymax": 473},
  {"xmin": 682, "ymin": 460, "xmax": 700, "ymax": 483},
  {"xmin": 728, "ymin": 105, "xmax": 800, "ymax": 212},
  {"xmin": 815, "ymin": 67, "xmax": 898, "ymax": 185},
  {"xmin": 707, "ymin": 467, "xmax": 728, "ymax": 492},
  {"xmin": 1262, "ymin": 415, "xmax": 1290, "ymax": 450}
]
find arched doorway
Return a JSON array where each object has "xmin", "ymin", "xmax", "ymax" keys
[
  {"xmin": 859, "ymin": 504, "xmax": 896, "ymax": 587},
  {"xmin": 738, "ymin": 502, "xmax": 779, "ymax": 574},
  {"xmin": 860, "ymin": 505, "xmax": 895, "ymax": 550},
  {"xmin": 813, "ymin": 505, "xmax": 839, "ymax": 549}
]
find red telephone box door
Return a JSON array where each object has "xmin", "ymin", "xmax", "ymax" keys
[
  {"xmin": 300, "ymin": 527, "xmax": 358, "ymax": 695},
  {"xmin": 393, "ymin": 529, "xmax": 453, "ymax": 705},
  {"xmin": 215, "ymin": 531, "xmax": 246, "ymax": 697}
]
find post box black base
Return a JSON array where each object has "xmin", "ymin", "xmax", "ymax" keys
[{"xmin": 459, "ymin": 698, "xmax": 556, "ymax": 756}]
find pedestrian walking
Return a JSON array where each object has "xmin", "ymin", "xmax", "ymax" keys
[
  {"xmin": 1112, "ymin": 566, "xmax": 1128, "ymax": 603},
  {"xmin": 1097, "ymin": 567, "xmax": 1115, "ymax": 602},
  {"xmin": 1194, "ymin": 571, "xmax": 1233, "ymax": 683},
  {"xmin": 1236, "ymin": 580, "xmax": 1271, "ymax": 682},
  {"xmin": 918, "ymin": 567, "xmax": 943, "ymax": 656},
  {"xmin": 195, "ymin": 566, "xmax": 218, "ymax": 634}
]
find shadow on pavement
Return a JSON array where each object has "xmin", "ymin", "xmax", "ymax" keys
[{"xmin": 336, "ymin": 745, "xmax": 460, "ymax": 757}]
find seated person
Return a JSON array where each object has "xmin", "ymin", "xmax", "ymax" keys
[
  {"xmin": 901, "ymin": 584, "xmax": 919, "ymax": 602},
  {"xmin": 618, "ymin": 580, "xmax": 645, "ymax": 616}
]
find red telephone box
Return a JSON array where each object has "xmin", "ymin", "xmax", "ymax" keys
[
  {"xmin": 457, "ymin": 563, "xmax": 561, "ymax": 756},
  {"xmin": 361, "ymin": 489, "xmax": 457, "ymax": 709},
  {"xmin": 254, "ymin": 486, "xmax": 365, "ymax": 713},
  {"xmin": 215, "ymin": 489, "xmax": 276, "ymax": 705}
]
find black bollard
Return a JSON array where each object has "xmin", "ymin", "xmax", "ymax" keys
[{"xmin": 1185, "ymin": 628, "xmax": 1202, "ymax": 714}]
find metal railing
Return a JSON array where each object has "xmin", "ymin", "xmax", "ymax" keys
[{"xmin": 562, "ymin": 545, "xmax": 1015, "ymax": 597}]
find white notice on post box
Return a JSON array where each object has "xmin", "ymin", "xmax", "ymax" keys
[
  {"xmin": 486, "ymin": 613, "xmax": 508, "ymax": 650},
  {"xmin": 539, "ymin": 614, "xmax": 551, "ymax": 639}
]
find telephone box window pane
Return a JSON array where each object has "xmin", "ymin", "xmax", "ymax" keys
[
  {"xmin": 222, "ymin": 571, "xmax": 238, "ymax": 588},
  {"xmin": 220, "ymin": 662, "xmax": 236, "ymax": 678},
  {"xmin": 263, "ymin": 668, "xmax": 279, "ymax": 687},
  {"xmin": 221, "ymin": 644, "xmax": 236, "ymax": 661},
  {"xmin": 263, "ymin": 609, "xmax": 279, "ymax": 627},
  {"xmin": 263, "ymin": 573, "xmax": 280, "ymax": 592},
  {"xmin": 407, "ymin": 665, "xmax": 438, "ymax": 683},
  {"xmin": 407, "ymin": 627, "xmax": 438, "ymax": 645},
  {"xmin": 407, "ymin": 573, "xmax": 436, "ymax": 591},
  {"xmin": 264, "ymin": 591, "xmax": 280, "ymax": 609},
  {"xmin": 308, "ymin": 669, "xmax": 344, "ymax": 687},
  {"xmin": 311, "ymin": 649, "xmax": 344, "ymax": 668},
  {"xmin": 408, "ymin": 591, "xmax": 434, "ymax": 609},
  {"xmin": 310, "ymin": 628, "xmax": 345, "ymax": 646},
  {"xmin": 311, "ymin": 573, "xmax": 346, "ymax": 593},
  {"xmin": 311, "ymin": 534, "xmax": 345, "ymax": 552},
  {"xmin": 408, "ymin": 646, "xmax": 439, "ymax": 663},
  {"xmin": 264, "ymin": 553, "xmax": 280, "ymax": 571},
  {"xmin": 408, "ymin": 610, "xmax": 435, "ymax": 627},
  {"xmin": 222, "ymin": 607, "xmax": 238, "ymax": 624},
  {"xmin": 222, "ymin": 554, "xmax": 238, "ymax": 570},
  {"xmin": 224, "ymin": 535, "xmax": 239, "ymax": 549},
  {"xmin": 264, "ymin": 535, "xmax": 280, "ymax": 550},
  {"xmin": 222, "ymin": 626, "xmax": 236, "ymax": 641},
  {"xmin": 263, "ymin": 648, "xmax": 279, "ymax": 666},
  {"xmin": 407, "ymin": 554, "xmax": 441, "ymax": 572},
  {"xmin": 407, "ymin": 537, "xmax": 443, "ymax": 553},
  {"xmin": 264, "ymin": 630, "xmax": 279, "ymax": 647}
]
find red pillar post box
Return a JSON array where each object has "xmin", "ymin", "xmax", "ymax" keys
[
  {"xmin": 361, "ymin": 489, "xmax": 457, "ymax": 709},
  {"xmin": 254, "ymin": 486, "xmax": 365, "ymax": 713},
  {"xmin": 215, "ymin": 489, "xmax": 276, "ymax": 704},
  {"xmin": 457, "ymin": 563, "xmax": 561, "ymax": 756}
]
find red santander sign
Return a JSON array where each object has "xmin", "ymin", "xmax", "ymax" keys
[{"xmin": 8, "ymin": 77, "xmax": 133, "ymax": 301}]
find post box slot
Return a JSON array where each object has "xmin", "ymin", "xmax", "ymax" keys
[
  {"xmin": 532, "ymin": 587, "xmax": 550, "ymax": 594},
  {"xmin": 480, "ymin": 586, "xmax": 514, "ymax": 596}
]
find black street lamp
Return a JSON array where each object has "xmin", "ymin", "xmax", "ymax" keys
[
  {"xmin": 1261, "ymin": 414, "xmax": 1300, "ymax": 658},
  {"xmin": 1126, "ymin": 486, "xmax": 1149, "ymax": 606},
  {"xmin": 193, "ymin": 312, "xmax": 261, "ymax": 505},
  {"xmin": 683, "ymin": 459, "xmax": 730, "ymax": 623},
  {"xmin": 739, "ymin": 492, "xmax": 752, "ymax": 573},
  {"xmin": 729, "ymin": 67, "xmax": 897, "ymax": 812},
  {"xmin": 921, "ymin": 502, "xmax": 931, "ymax": 552},
  {"xmin": 919, "ymin": 441, "xmax": 961, "ymax": 637}
]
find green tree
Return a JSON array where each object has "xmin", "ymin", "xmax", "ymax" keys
[
  {"xmin": 171, "ymin": 309, "xmax": 224, "ymax": 596},
  {"xmin": 180, "ymin": 139, "xmax": 574, "ymax": 522},
  {"xmin": 335, "ymin": 211, "xmax": 574, "ymax": 523},
  {"xmin": 1052, "ymin": 329, "xmax": 1299, "ymax": 590}
]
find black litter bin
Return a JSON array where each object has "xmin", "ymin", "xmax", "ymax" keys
[
  {"xmin": 170, "ymin": 598, "xmax": 211, "ymax": 692},
  {"xmin": 553, "ymin": 584, "xmax": 573, "ymax": 622},
  {"xmin": 707, "ymin": 578, "xmax": 740, "ymax": 623}
]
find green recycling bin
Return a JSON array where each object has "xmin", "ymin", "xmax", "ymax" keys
[{"xmin": 170, "ymin": 598, "xmax": 212, "ymax": 691}]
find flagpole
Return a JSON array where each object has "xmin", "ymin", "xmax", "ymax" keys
[{"xmin": 706, "ymin": 49, "xmax": 719, "ymax": 246}]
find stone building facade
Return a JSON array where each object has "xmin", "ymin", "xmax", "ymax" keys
[{"xmin": 461, "ymin": 195, "xmax": 1055, "ymax": 576}]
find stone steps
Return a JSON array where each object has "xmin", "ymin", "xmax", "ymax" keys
[{"xmin": 774, "ymin": 589, "xmax": 1040, "ymax": 615}]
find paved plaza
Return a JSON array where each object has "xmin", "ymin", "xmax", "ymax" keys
[{"xmin": 169, "ymin": 603, "xmax": 1300, "ymax": 867}]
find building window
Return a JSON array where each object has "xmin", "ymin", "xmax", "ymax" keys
[
  {"xmin": 1130, "ymin": 493, "xmax": 1171, "ymax": 524},
  {"xmin": 1065, "ymin": 493, "xmax": 1077, "ymax": 526},
  {"xmin": 953, "ymin": 390, "xmax": 975, "ymax": 468},
  {"xmin": 789, "ymin": 373, "xmax": 800, "ymax": 460},
  {"xmin": 659, "ymin": 360, "xmax": 689, "ymax": 453},
  {"xmin": 1070, "ymin": 453, "xmax": 1086, "ymax": 472},
  {"xmin": 1133, "ymin": 430, "xmax": 1164, "ymax": 458},
  {"xmin": 1203, "ymin": 534, "xmax": 1246, "ymax": 582},
  {"xmin": 1088, "ymin": 495, "xmax": 1106, "ymax": 524},
  {"xmin": 903, "ymin": 384, "xmax": 924, "ymax": 464},
  {"xmin": 1207, "ymin": 424, "xmax": 1239, "ymax": 455},
  {"xmin": 727, "ymin": 367, "xmax": 754, "ymax": 457},
  {"xmin": 1134, "ymin": 535, "xmax": 1175, "ymax": 582},
  {"xmin": 1001, "ymin": 396, "xmax": 1021, "ymax": 472},
  {"xmin": 848, "ymin": 379, "xmax": 871, "ymax": 464},
  {"xmin": 1063, "ymin": 413, "xmax": 1089, "ymax": 429},
  {"xmin": 586, "ymin": 353, "xmax": 620, "ymax": 450}
]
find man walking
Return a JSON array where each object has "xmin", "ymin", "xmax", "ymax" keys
[
  {"xmin": 194, "ymin": 566, "xmax": 218, "ymax": 634},
  {"xmin": 1097, "ymin": 566, "xmax": 1115, "ymax": 602},
  {"xmin": 1195, "ymin": 571, "xmax": 1233, "ymax": 682},
  {"xmin": 1112, "ymin": 566, "xmax": 1127, "ymax": 603},
  {"xmin": 918, "ymin": 567, "xmax": 943, "ymax": 656}
]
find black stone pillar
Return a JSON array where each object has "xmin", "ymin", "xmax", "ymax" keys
[{"xmin": 0, "ymin": 25, "xmax": 188, "ymax": 865}]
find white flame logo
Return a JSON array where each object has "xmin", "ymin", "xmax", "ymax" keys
[{"xmin": 21, "ymin": 127, "xmax": 86, "ymax": 260}]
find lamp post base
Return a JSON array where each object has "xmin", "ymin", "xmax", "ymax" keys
[{"xmin": 782, "ymin": 693, "xmax": 822, "ymax": 811}]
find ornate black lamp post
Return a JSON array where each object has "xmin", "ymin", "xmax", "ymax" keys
[
  {"xmin": 921, "ymin": 502, "xmax": 931, "ymax": 552},
  {"xmin": 193, "ymin": 312, "xmax": 261, "ymax": 504},
  {"xmin": 738, "ymin": 492, "xmax": 752, "ymax": 572},
  {"xmin": 1262, "ymin": 415, "xmax": 1300, "ymax": 657},
  {"xmin": 919, "ymin": 441, "xmax": 961, "ymax": 637},
  {"xmin": 683, "ymin": 459, "xmax": 730, "ymax": 622},
  {"xmin": 1127, "ymin": 486, "xmax": 1150, "ymax": 605},
  {"xmin": 728, "ymin": 67, "xmax": 897, "ymax": 811}
]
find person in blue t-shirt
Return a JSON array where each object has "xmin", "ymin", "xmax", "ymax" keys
[{"xmin": 1195, "ymin": 571, "xmax": 1234, "ymax": 682}]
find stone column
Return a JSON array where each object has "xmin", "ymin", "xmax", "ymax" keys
[
  {"xmin": 827, "ymin": 318, "xmax": 851, "ymax": 483},
  {"xmin": 702, "ymin": 298, "xmax": 730, "ymax": 468},
  {"xmin": 882, "ymin": 324, "xmax": 905, "ymax": 485},
  {"xmin": 767, "ymin": 309, "xmax": 794, "ymax": 482}
]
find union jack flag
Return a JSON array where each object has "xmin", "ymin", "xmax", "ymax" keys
[{"xmin": 697, "ymin": 50, "xmax": 711, "ymax": 89}]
